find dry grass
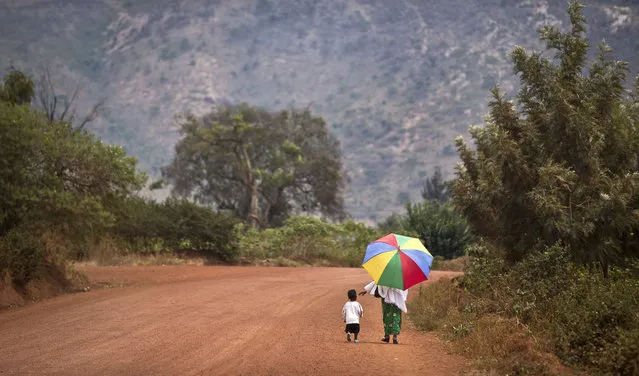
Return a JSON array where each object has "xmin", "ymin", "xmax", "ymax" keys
[
  {"xmin": 408, "ymin": 278, "xmax": 467, "ymax": 331},
  {"xmin": 80, "ymin": 235, "xmax": 205, "ymax": 267},
  {"xmin": 1, "ymin": 232, "xmax": 93, "ymax": 308},
  {"xmin": 449, "ymin": 315, "xmax": 571, "ymax": 375},
  {"xmin": 77, "ymin": 253, "xmax": 205, "ymax": 267},
  {"xmin": 408, "ymin": 279, "xmax": 573, "ymax": 376},
  {"xmin": 435, "ymin": 257, "xmax": 468, "ymax": 272},
  {"xmin": 0, "ymin": 272, "xmax": 24, "ymax": 308}
]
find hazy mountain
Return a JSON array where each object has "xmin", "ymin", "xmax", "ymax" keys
[{"xmin": 1, "ymin": 0, "xmax": 638, "ymax": 221}]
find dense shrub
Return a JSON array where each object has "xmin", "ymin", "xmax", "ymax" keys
[
  {"xmin": 404, "ymin": 201, "xmax": 473, "ymax": 259},
  {"xmin": 454, "ymin": 242, "xmax": 639, "ymax": 375},
  {"xmin": 0, "ymin": 227, "xmax": 46, "ymax": 289},
  {"xmin": 550, "ymin": 268, "xmax": 639, "ymax": 375},
  {"xmin": 417, "ymin": 2, "xmax": 639, "ymax": 375},
  {"xmin": 105, "ymin": 197, "xmax": 241, "ymax": 261},
  {"xmin": 236, "ymin": 216, "xmax": 383, "ymax": 266}
]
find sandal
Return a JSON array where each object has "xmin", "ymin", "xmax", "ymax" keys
[
  {"xmin": 393, "ymin": 339, "xmax": 398, "ymax": 344},
  {"xmin": 381, "ymin": 337, "xmax": 390, "ymax": 343}
]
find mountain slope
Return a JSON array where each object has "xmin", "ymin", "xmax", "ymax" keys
[{"xmin": 1, "ymin": 0, "xmax": 638, "ymax": 220}]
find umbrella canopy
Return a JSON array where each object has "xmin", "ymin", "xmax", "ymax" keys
[{"xmin": 362, "ymin": 233, "xmax": 434, "ymax": 290}]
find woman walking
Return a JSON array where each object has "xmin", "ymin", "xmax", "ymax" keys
[{"xmin": 359, "ymin": 281, "xmax": 408, "ymax": 344}]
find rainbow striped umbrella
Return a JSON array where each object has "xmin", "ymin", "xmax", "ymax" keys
[{"xmin": 362, "ymin": 233, "xmax": 434, "ymax": 290}]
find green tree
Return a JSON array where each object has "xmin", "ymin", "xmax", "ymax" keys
[
  {"xmin": 421, "ymin": 166, "xmax": 449, "ymax": 203},
  {"xmin": 0, "ymin": 69, "xmax": 34, "ymax": 105},
  {"xmin": 451, "ymin": 1, "xmax": 639, "ymax": 276},
  {"xmin": 377, "ymin": 212, "xmax": 406, "ymax": 234},
  {"xmin": 0, "ymin": 100, "xmax": 145, "ymax": 236},
  {"xmin": 404, "ymin": 200, "xmax": 472, "ymax": 259},
  {"xmin": 163, "ymin": 103, "xmax": 346, "ymax": 228},
  {"xmin": 1, "ymin": 68, "xmax": 146, "ymax": 286}
]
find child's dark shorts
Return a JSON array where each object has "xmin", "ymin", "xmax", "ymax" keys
[{"xmin": 344, "ymin": 323, "xmax": 360, "ymax": 334}]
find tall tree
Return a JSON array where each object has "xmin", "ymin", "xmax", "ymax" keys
[
  {"xmin": 421, "ymin": 166, "xmax": 449, "ymax": 203},
  {"xmin": 0, "ymin": 69, "xmax": 34, "ymax": 105},
  {"xmin": 0, "ymin": 69, "xmax": 146, "ymax": 237},
  {"xmin": 404, "ymin": 200, "xmax": 472, "ymax": 259},
  {"xmin": 451, "ymin": 1, "xmax": 639, "ymax": 276},
  {"xmin": 163, "ymin": 103, "xmax": 346, "ymax": 228}
]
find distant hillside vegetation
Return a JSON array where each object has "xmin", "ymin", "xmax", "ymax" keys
[{"xmin": 1, "ymin": 0, "xmax": 638, "ymax": 220}]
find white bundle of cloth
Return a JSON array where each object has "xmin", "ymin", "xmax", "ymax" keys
[{"xmin": 363, "ymin": 281, "xmax": 409, "ymax": 313}]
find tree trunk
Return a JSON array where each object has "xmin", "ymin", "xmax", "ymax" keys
[
  {"xmin": 248, "ymin": 180, "xmax": 260, "ymax": 228},
  {"xmin": 241, "ymin": 145, "xmax": 260, "ymax": 228},
  {"xmin": 601, "ymin": 260, "xmax": 610, "ymax": 279}
]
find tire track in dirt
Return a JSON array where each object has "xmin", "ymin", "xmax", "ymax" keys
[{"xmin": 0, "ymin": 266, "xmax": 467, "ymax": 375}]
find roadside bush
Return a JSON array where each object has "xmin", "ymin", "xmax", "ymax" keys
[
  {"xmin": 0, "ymin": 226, "xmax": 81, "ymax": 297},
  {"xmin": 451, "ymin": 242, "xmax": 639, "ymax": 375},
  {"xmin": 550, "ymin": 268, "xmax": 639, "ymax": 375},
  {"xmin": 431, "ymin": 256, "xmax": 467, "ymax": 272},
  {"xmin": 408, "ymin": 277, "xmax": 561, "ymax": 375},
  {"xmin": 236, "ymin": 216, "xmax": 383, "ymax": 266},
  {"xmin": 0, "ymin": 227, "xmax": 46, "ymax": 289},
  {"xmin": 106, "ymin": 197, "xmax": 241, "ymax": 262}
]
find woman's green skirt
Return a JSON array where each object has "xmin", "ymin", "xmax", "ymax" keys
[{"xmin": 381, "ymin": 298, "xmax": 402, "ymax": 336}]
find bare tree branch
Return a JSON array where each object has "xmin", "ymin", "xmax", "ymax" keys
[
  {"xmin": 59, "ymin": 82, "xmax": 81, "ymax": 123},
  {"xmin": 35, "ymin": 64, "xmax": 107, "ymax": 131},
  {"xmin": 77, "ymin": 97, "xmax": 107, "ymax": 132}
]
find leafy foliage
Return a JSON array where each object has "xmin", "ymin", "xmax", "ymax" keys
[
  {"xmin": 0, "ymin": 69, "xmax": 34, "ymax": 105},
  {"xmin": 0, "ymin": 100, "xmax": 145, "ymax": 238},
  {"xmin": 0, "ymin": 226, "xmax": 46, "ymax": 289},
  {"xmin": 163, "ymin": 103, "xmax": 346, "ymax": 228},
  {"xmin": 106, "ymin": 197, "xmax": 240, "ymax": 261},
  {"xmin": 377, "ymin": 212, "xmax": 406, "ymax": 234},
  {"xmin": 451, "ymin": 0, "xmax": 639, "ymax": 273},
  {"xmin": 236, "ymin": 216, "xmax": 383, "ymax": 267},
  {"xmin": 408, "ymin": 3, "xmax": 639, "ymax": 375},
  {"xmin": 421, "ymin": 166, "xmax": 450, "ymax": 203},
  {"xmin": 456, "ymin": 242, "xmax": 639, "ymax": 376},
  {"xmin": 0, "ymin": 68, "xmax": 145, "ymax": 288},
  {"xmin": 403, "ymin": 201, "xmax": 473, "ymax": 259}
]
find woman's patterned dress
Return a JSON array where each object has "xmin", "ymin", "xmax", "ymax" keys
[{"xmin": 381, "ymin": 298, "xmax": 402, "ymax": 335}]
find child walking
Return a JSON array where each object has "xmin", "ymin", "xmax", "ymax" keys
[{"xmin": 342, "ymin": 289, "xmax": 363, "ymax": 343}]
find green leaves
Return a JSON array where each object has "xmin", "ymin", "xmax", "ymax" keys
[
  {"xmin": 0, "ymin": 80, "xmax": 145, "ymax": 231},
  {"xmin": 236, "ymin": 215, "xmax": 382, "ymax": 266},
  {"xmin": 0, "ymin": 69, "xmax": 34, "ymax": 105},
  {"xmin": 0, "ymin": 69, "xmax": 148, "ymax": 286},
  {"xmin": 451, "ymin": 1, "xmax": 639, "ymax": 270},
  {"xmin": 404, "ymin": 201, "xmax": 473, "ymax": 260},
  {"xmin": 163, "ymin": 103, "xmax": 345, "ymax": 227},
  {"xmin": 107, "ymin": 197, "xmax": 240, "ymax": 261}
]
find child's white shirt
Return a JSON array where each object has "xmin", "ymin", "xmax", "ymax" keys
[{"xmin": 342, "ymin": 301, "xmax": 363, "ymax": 324}]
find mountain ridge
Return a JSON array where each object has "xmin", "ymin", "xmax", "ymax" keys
[{"xmin": 1, "ymin": 0, "xmax": 638, "ymax": 221}]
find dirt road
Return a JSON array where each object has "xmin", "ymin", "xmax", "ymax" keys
[{"xmin": 0, "ymin": 266, "xmax": 467, "ymax": 375}]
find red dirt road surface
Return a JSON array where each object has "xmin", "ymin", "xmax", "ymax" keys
[{"xmin": 0, "ymin": 266, "xmax": 467, "ymax": 375}]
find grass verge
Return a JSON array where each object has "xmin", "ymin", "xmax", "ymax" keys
[{"xmin": 408, "ymin": 278, "xmax": 573, "ymax": 376}]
